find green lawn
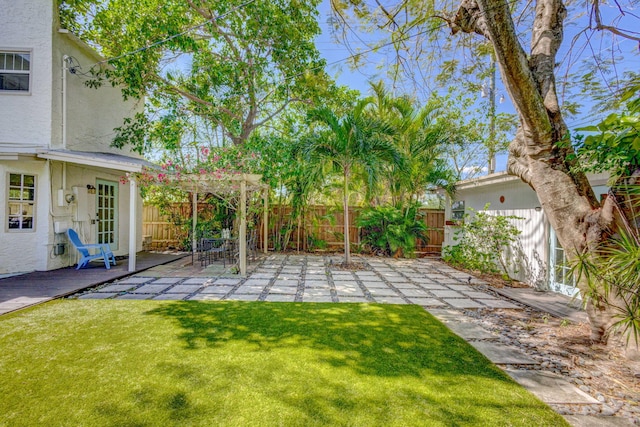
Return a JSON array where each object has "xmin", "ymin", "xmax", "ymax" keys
[{"xmin": 0, "ymin": 300, "xmax": 567, "ymax": 426}]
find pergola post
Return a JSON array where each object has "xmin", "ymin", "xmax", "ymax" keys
[
  {"xmin": 192, "ymin": 189, "xmax": 198, "ymax": 263},
  {"xmin": 128, "ymin": 177, "xmax": 137, "ymax": 271},
  {"xmin": 239, "ymin": 176, "xmax": 247, "ymax": 276},
  {"xmin": 263, "ymin": 186, "xmax": 268, "ymax": 254}
]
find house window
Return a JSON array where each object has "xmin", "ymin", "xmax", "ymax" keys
[
  {"xmin": 0, "ymin": 51, "xmax": 31, "ymax": 92},
  {"xmin": 8, "ymin": 173, "xmax": 35, "ymax": 230},
  {"xmin": 451, "ymin": 200, "xmax": 465, "ymax": 220}
]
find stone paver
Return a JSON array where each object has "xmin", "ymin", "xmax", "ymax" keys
[
  {"xmin": 78, "ymin": 293, "xmax": 117, "ymax": 299},
  {"xmin": 182, "ymin": 278, "xmax": 209, "ymax": 285},
  {"xmin": 200, "ymin": 286, "xmax": 234, "ymax": 294},
  {"xmin": 303, "ymin": 295, "xmax": 334, "ymax": 303},
  {"xmin": 115, "ymin": 293, "xmax": 152, "ymax": 300},
  {"xmin": 373, "ymin": 296, "xmax": 408, "ymax": 304},
  {"xmin": 441, "ymin": 321, "xmax": 497, "ymax": 340},
  {"xmin": 506, "ymin": 370, "xmax": 599, "ymax": 404},
  {"xmin": 225, "ymin": 294, "xmax": 259, "ymax": 301},
  {"xmin": 265, "ymin": 294, "xmax": 296, "ymax": 302},
  {"xmin": 468, "ymin": 341, "xmax": 537, "ymax": 365},
  {"xmin": 169, "ymin": 284, "xmax": 203, "ymax": 293},
  {"xmin": 462, "ymin": 291, "xmax": 496, "ymax": 299},
  {"xmin": 476, "ymin": 299, "xmax": 522, "ymax": 309},
  {"xmin": 443, "ymin": 298, "xmax": 486, "ymax": 309},
  {"xmin": 337, "ymin": 296, "xmax": 369, "ymax": 303},
  {"xmin": 98, "ymin": 284, "xmax": 137, "ymax": 293},
  {"xmin": 151, "ymin": 277, "xmax": 183, "ymax": 284},
  {"xmin": 132, "ymin": 284, "xmax": 173, "ymax": 294},
  {"xmin": 367, "ymin": 287, "xmax": 399, "ymax": 296},
  {"xmin": 214, "ymin": 278, "xmax": 242, "ymax": 285},
  {"xmin": 117, "ymin": 277, "xmax": 151, "ymax": 284},
  {"xmin": 406, "ymin": 297, "xmax": 446, "ymax": 306},
  {"xmin": 431, "ymin": 290, "xmax": 465, "ymax": 298},
  {"xmin": 153, "ymin": 293, "xmax": 190, "ymax": 300},
  {"xmin": 399, "ymin": 288, "xmax": 431, "ymax": 297},
  {"xmin": 187, "ymin": 294, "xmax": 222, "ymax": 301},
  {"xmin": 235, "ymin": 285, "xmax": 266, "ymax": 294}
]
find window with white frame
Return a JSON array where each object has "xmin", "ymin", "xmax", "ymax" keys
[
  {"xmin": 0, "ymin": 51, "xmax": 31, "ymax": 92},
  {"xmin": 8, "ymin": 173, "xmax": 35, "ymax": 230}
]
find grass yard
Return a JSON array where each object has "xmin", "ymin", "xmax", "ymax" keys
[{"xmin": 0, "ymin": 300, "xmax": 567, "ymax": 426}]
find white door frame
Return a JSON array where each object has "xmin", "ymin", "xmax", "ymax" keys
[{"xmin": 96, "ymin": 179, "xmax": 119, "ymax": 251}]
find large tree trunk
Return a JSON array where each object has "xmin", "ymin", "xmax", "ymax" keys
[{"xmin": 450, "ymin": 0, "xmax": 618, "ymax": 342}]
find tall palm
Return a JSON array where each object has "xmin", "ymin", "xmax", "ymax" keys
[
  {"xmin": 368, "ymin": 82, "xmax": 455, "ymax": 204},
  {"xmin": 304, "ymin": 98, "xmax": 402, "ymax": 265}
]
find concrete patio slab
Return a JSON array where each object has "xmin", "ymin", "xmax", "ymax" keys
[
  {"xmin": 431, "ymin": 290, "xmax": 465, "ymax": 298},
  {"xmin": 477, "ymin": 299, "xmax": 522, "ymax": 309},
  {"xmin": 187, "ymin": 294, "xmax": 223, "ymax": 301},
  {"xmin": 250, "ymin": 273, "xmax": 278, "ymax": 279},
  {"xmin": 115, "ymin": 293, "xmax": 152, "ymax": 300},
  {"xmin": 199, "ymin": 286, "xmax": 234, "ymax": 295},
  {"xmin": 77, "ymin": 293, "xmax": 117, "ymax": 299},
  {"xmin": 506, "ymin": 370, "xmax": 600, "ymax": 404},
  {"xmin": 335, "ymin": 287, "xmax": 365, "ymax": 296},
  {"xmin": 563, "ymin": 415, "xmax": 633, "ymax": 427},
  {"xmin": 417, "ymin": 283, "xmax": 448, "ymax": 290},
  {"xmin": 225, "ymin": 294, "xmax": 259, "ymax": 301},
  {"xmin": 150, "ymin": 277, "xmax": 183, "ymax": 284},
  {"xmin": 442, "ymin": 321, "xmax": 498, "ymax": 340},
  {"xmin": 443, "ymin": 298, "xmax": 486, "ymax": 309},
  {"xmin": 272, "ymin": 279, "xmax": 299, "ymax": 286},
  {"xmin": 303, "ymin": 289, "xmax": 332, "ymax": 297},
  {"xmin": 98, "ymin": 284, "xmax": 137, "ymax": 293},
  {"xmin": 468, "ymin": 341, "xmax": 537, "ymax": 365},
  {"xmin": 302, "ymin": 295, "xmax": 334, "ymax": 303},
  {"xmin": 426, "ymin": 308, "xmax": 466, "ymax": 321},
  {"xmin": 153, "ymin": 293, "xmax": 190, "ymax": 300},
  {"xmin": 400, "ymin": 289, "xmax": 431, "ymax": 297},
  {"xmin": 268, "ymin": 286, "xmax": 297, "ymax": 294},
  {"xmin": 405, "ymin": 297, "xmax": 446, "ymax": 306},
  {"xmin": 131, "ymin": 284, "xmax": 173, "ymax": 294},
  {"xmin": 337, "ymin": 296, "xmax": 369, "ymax": 303},
  {"xmin": 235, "ymin": 285, "xmax": 266, "ymax": 294},
  {"xmin": 392, "ymin": 282, "xmax": 418, "ymax": 289},
  {"xmin": 302, "ymin": 280, "xmax": 330, "ymax": 288},
  {"xmin": 462, "ymin": 291, "xmax": 497, "ymax": 299},
  {"xmin": 214, "ymin": 278, "xmax": 242, "ymax": 285},
  {"xmin": 181, "ymin": 278, "xmax": 210, "ymax": 285},
  {"xmin": 243, "ymin": 279, "xmax": 270, "ymax": 287},
  {"xmin": 117, "ymin": 277, "xmax": 152, "ymax": 284},
  {"xmin": 265, "ymin": 294, "xmax": 296, "ymax": 302},
  {"xmin": 169, "ymin": 284, "xmax": 203, "ymax": 293},
  {"xmin": 373, "ymin": 296, "xmax": 408, "ymax": 304},
  {"xmin": 361, "ymin": 281, "xmax": 392, "ymax": 288},
  {"xmin": 366, "ymin": 287, "xmax": 399, "ymax": 296}
]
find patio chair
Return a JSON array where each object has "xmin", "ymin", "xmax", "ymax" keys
[
  {"xmin": 67, "ymin": 229, "xmax": 116, "ymax": 270},
  {"xmin": 200, "ymin": 238, "xmax": 228, "ymax": 267}
]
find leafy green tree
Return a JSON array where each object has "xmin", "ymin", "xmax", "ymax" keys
[
  {"xmin": 303, "ymin": 98, "xmax": 402, "ymax": 265},
  {"xmin": 59, "ymin": 0, "xmax": 329, "ymax": 152}
]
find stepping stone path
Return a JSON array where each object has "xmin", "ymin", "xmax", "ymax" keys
[{"xmin": 72, "ymin": 254, "xmax": 625, "ymax": 427}]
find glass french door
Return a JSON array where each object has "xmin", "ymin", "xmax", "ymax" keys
[
  {"xmin": 549, "ymin": 227, "xmax": 578, "ymax": 297},
  {"xmin": 96, "ymin": 179, "xmax": 118, "ymax": 249}
]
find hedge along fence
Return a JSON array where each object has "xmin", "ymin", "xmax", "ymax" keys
[{"xmin": 142, "ymin": 204, "xmax": 445, "ymax": 255}]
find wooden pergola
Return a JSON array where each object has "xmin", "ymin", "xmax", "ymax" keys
[{"xmin": 176, "ymin": 173, "xmax": 269, "ymax": 276}]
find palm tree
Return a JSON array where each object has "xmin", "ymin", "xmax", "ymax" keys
[
  {"xmin": 368, "ymin": 82, "xmax": 455, "ymax": 205},
  {"xmin": 304, "ymin": 98, "xmax": 402, "ymax": 265}
]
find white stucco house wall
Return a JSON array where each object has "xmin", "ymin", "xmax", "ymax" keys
[
  {"xmin": 0, "ymin": 1, "xmax": 151, "ymax": 275},
  {"xmin": 443, "ymin": 171, "xmax": 609, "ymax": 297}
]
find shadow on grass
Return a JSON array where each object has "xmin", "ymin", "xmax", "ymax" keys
[{"xmin": 146, "ymin": 301, "xmax": 498, "ymax": 379}]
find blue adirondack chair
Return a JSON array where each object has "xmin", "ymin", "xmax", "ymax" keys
[{"xmin": 67, "ymin": 229, "xmax": 116, "ymax": 270}]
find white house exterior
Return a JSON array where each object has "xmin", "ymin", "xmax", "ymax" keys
[
  {"xmin": 0, "ymin": 1, "xmax": 150, "ymax": 275},
  {"xmin": 444, "ymin": 172, "xmax": 609, "ymax": 296}
]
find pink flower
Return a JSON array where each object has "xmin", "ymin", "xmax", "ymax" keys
[{"xmin": 201, "ymin": 147, "xmax": 210, "ymax": 157}]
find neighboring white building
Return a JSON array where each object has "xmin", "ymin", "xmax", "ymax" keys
[
  {"xmin": 0, "ymin": 1, "xmax": 150, "ymax": 275},
  {"xmin": 444, "ymin": 172, "xmax": 609, "ymax": 296}
]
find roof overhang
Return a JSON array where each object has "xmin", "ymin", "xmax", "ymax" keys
[{"xmin": 37, "ymin": 149, "xmax": 157, "ymax": 173}]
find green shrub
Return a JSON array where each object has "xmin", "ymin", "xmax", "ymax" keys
[
  {"xmin": 357, "ymin": 203, "xmax": 428, "ymax": 258},
  {"xmin": 443, "ymin": 205, "xmax": 521, "ymax": 275}
]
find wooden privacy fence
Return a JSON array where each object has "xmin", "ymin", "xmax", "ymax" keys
[{"xmin": 143, "ymin": 204, "xmax": 445, "ymax": 256}]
